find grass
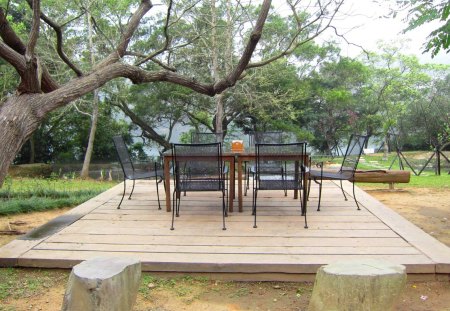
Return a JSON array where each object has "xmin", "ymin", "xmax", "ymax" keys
[
  {"xmin": 0, "ymin": 177, "xmax": 117, "ymax": 216},
  {"xmin": 0, "ymin": 268, "xmax": 67, "ymax": 301}
]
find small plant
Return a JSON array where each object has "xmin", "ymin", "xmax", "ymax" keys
[{"xmin": 229, "ymin": 286, "xmax": 249, "ymax": 298}]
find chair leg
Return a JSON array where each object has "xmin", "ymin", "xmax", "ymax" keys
[
  {"xmin": 302, "ymin": 196, "xmax": 308, "ymax": 229},
  {"xmin": 316, "ymin": 178, "xmax": 322, "ymax": 211},
  {"xmin": 298, "ymin": 185, "xmax": 303, "ymax": 210},
  {"xmin": 176, "ymin": 190, "xmax": 181, "ymax": 217},
  {"xmin": 128, "ymin": 179, "xmax": 136, "ymax": 200},
  {"xmin": 171, "ymin": 191, "xmax": 176, "ymax": 230},
  {"xmin": 307, "ymin": 177, "xmax": 311, "ymax": 201},
  {"xmin": 222, "ymin": 191, "xmax": 227, "ymax": 230},
  {"xmin": 253, "ymin": 189, "xmax": 258, "ymax": 228},
  {"xmin": 352, "ymin": 182, "xmax": 361, "ymax": 210},
  {"xmin": 244, "ymin": 165, "xmax": 249, "ymax": 196},
  {"xmin": 118, "ymin": 178, "xmax": 126, "ymax": 209},
  {"xmin": 224, "ymin": 187, "xmax": 229, "ymax": 217},
  {"xmin": 339, "ymin": 180, "xmax": 348, "ymax": 201},
  {"xmin": 156, "ymin": 178, "xmax": 161, "ymax": 210}
]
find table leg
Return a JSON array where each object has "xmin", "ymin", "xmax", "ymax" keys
[
  {"xmin": 302, "ymin": 171, "xmax": 309, "ymax": 215},
  {"xmin": 238, "ymin": 157, "xmax": 243, "ymax": 212},
  {"xmin": 164, "ymin": 156, "xmax": 171, "ymax": 212},
  {"xmin": 294, "ymin": 161, "xmax": 299, "ymax": 199},
  {"xmin": 228, "ymin": 157, "xmax": 235, "ymax": 213}
]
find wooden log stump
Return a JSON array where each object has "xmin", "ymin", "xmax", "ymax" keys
[
  {"xmin": 62, "ymin": 257, "xmax": 141, "ymax": 311},
  {"xmin": 308, "ymin": 259, "xmax": 406, "ymax": 311},
  {"xmin": 352, "ymin": 170, "xmax": 410, "ymax": 183}
]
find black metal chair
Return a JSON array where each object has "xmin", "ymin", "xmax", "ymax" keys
[
  {"xmin": 252, "ymin": 142, "xmax": 308, "ymax": 229},
  {"xmin": 308, "ymin": 134, "xmax": 369, "ymax": 211},
  {"xmin": 171, "ymin": 142, "xmax": 227, "ymax": 230},
  {"xmin": 191, "ymin": 132, "xmax": 229, "ymax": 194},
  {"xmin": 245, "ymin": 131, "xmax": 284, "ymax": 196},
  {"xmin": 112, "ymin": 136, "xmax": 163, "ymax": 210}
]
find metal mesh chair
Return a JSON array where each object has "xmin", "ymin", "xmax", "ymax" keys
[
  {"xmin": 252, "ymin": 142, "xmax": 308, "ymax": 229},
  {"xmin": 308, "ymin": 134, "xmax": 369, "ymax": 211},
  {"xmin": 112, "ymin": 136, "xmax": 163, "ymax": 210},
  {"xmin": 245, "ymin": 131, "xmax": 284, "ymax": 196},
  {"xmin": 171, "ymin": 142, "xmax": 227, "ymax": 230},
  {"xmin": 191, "ymin": 132, "xmax": 229, "ymax": 193}
]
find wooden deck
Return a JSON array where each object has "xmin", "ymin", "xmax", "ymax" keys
[{"xmin": 0, "ymin": 180, "xmax": 449, "ymax": 281}]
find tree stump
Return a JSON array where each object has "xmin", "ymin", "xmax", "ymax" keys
[
  {"xmin": 308, "ymin": 259, "xmax": 406, "ymax": 311},
  {"xmin": 62, "ymin": 257, "xmax": 141, "ymax": 311}
]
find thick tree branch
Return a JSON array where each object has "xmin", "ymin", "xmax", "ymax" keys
[
  {"xmin": 135, "ymin": 0, "xmax": 172, "ymax": 66},
  {"xmin": 0, "ymin": 7, "xmax": 59, "ymax": 93},
  {"xmin": 26, "ymin": 0, "xmax": 84, "ymax": 76},
  {"xmin": 0, "ymin": 7, "xmax": 26, "ymax": 54},
  {"xmin": 213, "ymin": 0, "xmax": 271, "ymax": 93},
  {"xmin": 95, "ymin": 0, "xmax": 153, "ymax": 69},
  {"xmin": 0, "ymin": 41, "xmax": 26, "ymax": 74},
  {"xmin": 26, "ymin": 0, "xmax": 40, "ymax": 59},
  {"xmin": 116, "ymin": 99, "xmax": 171, "ymax": 149}
]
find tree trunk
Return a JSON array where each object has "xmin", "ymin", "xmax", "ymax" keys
[
  {"xmin": 80, "ymin": 95, "xmax": 98, "ymax": 179},
  {"xmin": 80, "ymin": 9, "xmax": 99, "ymax": 179},
  {"xmin": 0, "ymin": 94, "xmax": 44, "ymax": 186},
  {"xmin": 29, "ymin": 134, "xmax": 35, "ymax": 164},
  {"xmin": 215, "ymin": 94, "xmax": 224, "ymax": 136},
  {"xmin": 383, "ymin": 133, "xmax": 389, "ymax": 161},
  {"xmin": 210, "ymin": 0, "xmax": 223, "ymax": 134}
]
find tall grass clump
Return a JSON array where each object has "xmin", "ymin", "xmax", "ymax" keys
[{"xmin": 0, "ymin": 176, "xmax": 117, "ymax": 216}]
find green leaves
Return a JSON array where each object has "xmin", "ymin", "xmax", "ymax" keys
[{"xmin": 400, "ymin": 0, "xmax": 450, "ymax": 57}]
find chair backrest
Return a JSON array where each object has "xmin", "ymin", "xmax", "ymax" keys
[
  {"xmin": 112, "ymin": 136, "xmax": 135, "ymax": 178},
  {"xmin": 339, "ymin": 134, "xmax": 369, "ymax": 177},
  {"xmin": 191, "ymin": 132, "xmax": 223, "ymax": 144},
  {"xmin": 255, "ymin": 142, "xmax": 307, "ymax": 188},
  {"xmin": 171, "ymin": 142, "xmax": 224, "ymax": 189},
  {"xmin": 248, "ymin": 131, "xmax": 283, "ymax": 148}
]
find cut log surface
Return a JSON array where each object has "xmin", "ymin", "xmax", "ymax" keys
[
  {"xmin": 352, "ymin": 170, "xmax": 410, "ymax": 183},
  {"xmin": 308, "ymin": 259, "xmax": 407, "ymax": 311}
]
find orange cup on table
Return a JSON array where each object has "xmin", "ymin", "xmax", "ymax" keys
[{"xmin": 231, "ymin": 140, "xmax": 244, "ymax": 152}]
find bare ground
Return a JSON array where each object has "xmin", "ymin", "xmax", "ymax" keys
[{"xmin": 0, "ymin": 187, "xmax": 449, "ymax": 311}]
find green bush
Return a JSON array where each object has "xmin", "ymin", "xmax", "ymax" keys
[{"xmin": 7, "ymin": 163, "xmax": 53, "ymax": 178}]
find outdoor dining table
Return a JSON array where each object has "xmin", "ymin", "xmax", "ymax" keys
[{"xmin": 163, "ymin": 150, "xmax": 309, "ymax": 214}]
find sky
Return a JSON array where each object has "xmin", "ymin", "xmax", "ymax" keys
[{"xmin": 328, "ymin": 0, "xmax": 449, "ymax": 65}]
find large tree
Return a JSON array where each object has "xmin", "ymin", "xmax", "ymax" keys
[{"xmin": 0, "ymin": 0, "xmax": 345, "ymax": 186}]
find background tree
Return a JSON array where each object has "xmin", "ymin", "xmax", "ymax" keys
[{"xmin": 394, "ymin": 0, "xmax": 450, "ymax": 57}]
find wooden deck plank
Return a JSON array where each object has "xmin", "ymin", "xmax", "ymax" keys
[
  {"xmin": 35, "ymin": 242, "xmax": 422, "ymax": 255},
  {"xmin": 17, "ymin": 250, "xmax": 434, "ymax": 274},
  {"xmin": 66, "ymin": 219, "xmax": 390, "ymax": 230},
  {"xmin": 1, "ymin": 179, "xmax": 448, "ymax": 280},
  {"xmin": 81, "ymin": 214, "xmax": 381, "ymax": 223},
  {"xmin": 45, "ymin": 234, "xmax": 411, "ymax": 247},
  {"xmin": 59, "ymin": 225, "xmax": 398, "ymax": 238}
]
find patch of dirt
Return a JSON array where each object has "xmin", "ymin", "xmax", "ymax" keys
[
  {"xmin": 0, "ymin": 208, "xmax": 71, "ymax": 246},
  {"xmin": 0, "ymin": 190, "xmax": 449, "ymax": 311},
  {"xmin": 362, "ymin": 187, "xmax": 450, "ymax": 247}
]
